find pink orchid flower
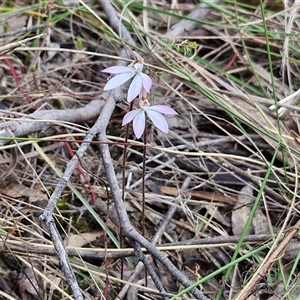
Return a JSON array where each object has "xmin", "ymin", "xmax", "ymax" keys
[
  {"xmin": 102, "ymin": 52, "xmax": 152, "ymax": 102},
  {"xmin": 122, "ymin": 97, "xmax": 178, "ymax": 139}
]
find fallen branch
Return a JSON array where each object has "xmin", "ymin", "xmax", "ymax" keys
[{"xmin": 0, "ymin": 99, "xmax": 105, "ymax": 146}]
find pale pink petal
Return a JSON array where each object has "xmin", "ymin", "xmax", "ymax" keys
[
  {"xmin": 103, "ymin": 72, "xmax": 135, "ymax": 91},
  {"xmin": 140, "ymin": 73, "xmax": 152, "ymax": 93},
  {"xmin": 102, "ymin": 66, "xmax": 132, "ymax": 74},
  {"xmin": 132, "ymin": 110, "xmax": 146, "ymax": 138},
  {"xmin": 127, "ymin": 74, "xmax": 143, "ymax": 102},
  {"xmin": 133, "ymin": 63, "xmax": 143, "ymax": 72},
  {"xmin": 122, "ymin": 109, "xmax": 141, "ymax": 126},
  {"xmin": 149, "ymin": 105, "xmax": 178, "ymax": 115},
  {"xmin": 145, "ymin": 110, "xmax": 169, "ymax": 133}
]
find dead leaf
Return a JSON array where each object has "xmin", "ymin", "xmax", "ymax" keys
[
  {"xmin": 17, "ymin": 262, "xmax": 42, "ymax": 300},
  {"xmin": 232, "ymin": 185, "xmax": 254, "ymax": 235},
  {"xmin": 269, "ymin": 272, "xmax": 300, "ymax": 299},
  {"xmin": 0, "ymin": 274, "xmax": 18, "ymax": 298},
  {"xmin": 246, "ymin": 293, "xmax": 261, "ymax": 300},
  {"xmin": 46, "ymin": 42, "xmax": 61, "ymax": 61},
  {"xmin": 282, "ymin": 240, "xmax": 300, "ymax": 261},
  {"xmin": 0, "ymin": 15, "xmax": 27, "ymax": 46},
  {"xmin": 205, "ymin": 204, "xmax": 231, "ymax": 227},
  {"xmin": 252, "ymin": 208, "xmax": 269, "ymax": 234},
  {"xmin": 159, "ymin": 185, "xmax": 237, "ymax": 204},
  {"xmin": 66, "ymin": 231, "xmax": 103, "ymax": 247},
  {"xmin": 0, "ymin": 183, "xmax": 48, "ymax": 203},
  {"xmin": 47, "ymin": 274, "xmax": 62, "ymax": 299}
]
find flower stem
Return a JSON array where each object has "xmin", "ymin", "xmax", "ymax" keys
[
  {"xmin": 142, "ymin": 123, "xmax": 147, "ymax": 287},
  {"xmin": 121, "ymin": 100, "xmax": 134, "ymax": 283}
]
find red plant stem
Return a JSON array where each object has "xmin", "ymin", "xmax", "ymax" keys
[
  {"xmin": 103, "ymin": 241, "xmax": 110, "ymax": 299},
  {"xmin": 120, "ymin": 100, "xmax": 134, "ymax": 284},
  {"xmin": 142, "ymin": 125, "xmax": 147, "ymax": 287},
  {"xmin": 223, "ymin": 53, "xmax": 238, "ymax": 72},
  {"xmin": 3, "ymin": 57, "xmax": 105, "ymax": 211},
  {"xmin": 58, "ymin": 130, "xmax": 111, "ymax": 295},
  {"xmin": 61, "ymin": 137, "xmax": 97, "ymax": 203},
  {"xmin": 142, "ymin": 128, "xmax": 146, "ymax": 237},
  {"xmin": 3, "ymin": 57, "xmax": 37, "ymax": 108}
]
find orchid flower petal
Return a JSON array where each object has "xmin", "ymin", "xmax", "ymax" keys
[
  {"xmin": 103, "ymin": 72, "xmax": 135, "ymax": 91},
  {"xmin": 127, "ymin": 74, "xmax": 143, "ymax": 102},
  {"xmin": 133, "ymin": 63, "xmax": 143, "ymax": 72},
  {"xmin": 140, "ymin": 73, "xmax": 152, "ymax": 93},
  {"xmin": 122, "ymin": 109, "xmax": 142, "ymax": 126},
  {"xmin": 145, "ymin": 109, "xmax": 169, "ymax": 133},
  {"xmin": 148, "ymin": 105, "xmax": 178, "ymax": 115},
  {"xmin": 102, "ymin": 66, "xmax": 133, "ymax": 74},
  {"xmin": 132, "ymin": 110, "xmax": 146, "ymax": 138}
]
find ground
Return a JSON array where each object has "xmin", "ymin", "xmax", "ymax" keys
[{"xmin": 0, "ymin": 0, "xmax": 299, "ymax": 299}]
